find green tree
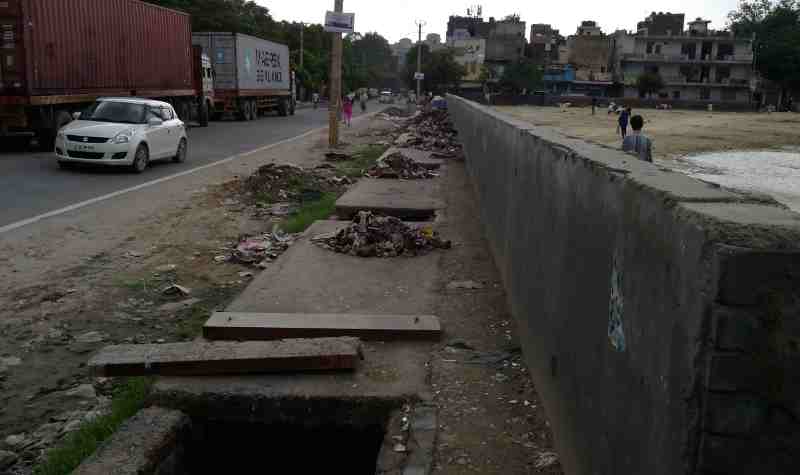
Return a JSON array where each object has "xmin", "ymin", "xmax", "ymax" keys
[
  {"xmin": 636, "ymin": 72, "xmax": 665, "ymax": 98},
  {"xmin": 404, "ymin": 45, "xmax": 466, "ymax": 93},
  {"xmin": 730, "ymin": 0, "xmax": 800, "ymax": 103},
  {"xmin": 499, "ymin": 60, "xmax": 543, "ymax": 94}
]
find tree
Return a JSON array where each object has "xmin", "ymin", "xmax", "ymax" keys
[
  {"xmin": 728, "ymin": 1, "xmax": 800, "ymax": 103},
  {"xmin": 404, "ymin": 45, "xmax": 466, "ymax": 93},
  {"xmin": 636, "ymin": 72, "xmax": 665, "ymax": 98},
  {"xmin": 499, "ymin": 60, "xmax": 543, "ymax": 94}
]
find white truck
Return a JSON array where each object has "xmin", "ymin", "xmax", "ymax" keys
[{"xmin": 192, "ymin": 32, "xmax": 296, "ymax": 121}]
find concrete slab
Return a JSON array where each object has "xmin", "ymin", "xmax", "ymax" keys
[
  {"xmin": 386, "ymin": 147, "xmax": 444, "ymax": 170},
  {"xmin": 335, "ymin": 179, "xmax": 444, "ymax": 219},
  {"xmin": 152, "ymin": 220, "xmax": 440, "ymax": 409}
]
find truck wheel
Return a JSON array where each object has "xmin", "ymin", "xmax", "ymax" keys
[
  {"xmin": 178, "ymin": 102, "xmax": 190, "ymax": 121},
  {"xmin": 198, "ymin": 101, "xmax": 209, "ymax": 127},
  {"xmin": 131, "ymin": 144, "xmax": 149, "ymax": 173},
  {"xmin": 39, "ymin": 111, "xmax": 72, "ymax": 151},
  {"xmin": 278, "ymin": 98, "xmax": 288, "ymax": 117},
  {"xmin": 250, "ymin": 100, "xmax": 259, "ymax": 119}
]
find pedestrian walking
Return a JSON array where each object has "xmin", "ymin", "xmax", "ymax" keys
[
  {"xmin": 618, "ymin": 106, "xmax": 630, "ymax": 138},
  {"xmin": 312, "ymin": 92, "xmax": 319, "ymax": 110},
  {"xmin": 621, "ymin": 115, "xmax": 653, "ymax": 162},
  {"xmin": 342, "ymin": 95, "xmax": 353, "ymax": 127},
  {"xmin": 360, "ymin": 91, "xmax": 368, "ymax": 113}
]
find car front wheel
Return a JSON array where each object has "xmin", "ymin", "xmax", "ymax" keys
[
  {"xmin": 173, "ymin": 138, "xmax": 187, "ymax": 163},
  {"xmin": 131, "ymin": 144, "xmax": 149, "ymax": 173}
]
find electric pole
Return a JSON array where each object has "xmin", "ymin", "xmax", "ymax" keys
[
  {"xmin": 329, "ymin": 0, "xmax": 343, "ymax": 147},
  {"xmin": 415, "ymin": 20, "xmax": 426, "ymax": 100}
]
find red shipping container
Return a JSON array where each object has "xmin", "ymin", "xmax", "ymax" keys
[{"xmin": 0, "ymin": 0, "xmax": 193, "ymax": 97}]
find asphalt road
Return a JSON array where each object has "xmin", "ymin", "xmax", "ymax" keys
[{"xmin": 0, "ymin": 104, "xmax": 372, "ymax": 228}]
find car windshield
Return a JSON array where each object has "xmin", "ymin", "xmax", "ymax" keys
[{"xmin": 83, "ymin": 101, "xmax": 146, "ymax": 124}]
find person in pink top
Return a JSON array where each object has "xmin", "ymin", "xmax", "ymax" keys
[{"xmin": 342, "ymin": 96, "xmax": 353, "ymax": 127}]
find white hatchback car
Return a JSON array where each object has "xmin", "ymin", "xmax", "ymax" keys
[{"xmin": 55, "ymin": 98, "xmax": 187, "ymax": 173}]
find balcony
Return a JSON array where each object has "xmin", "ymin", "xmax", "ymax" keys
[
  {"xmin": 661, "ymin": 76, "xmax": 751, "ymax": 87},
  {"xmin": 622, "ymin": 53, "xmax": 753, "ymax": 64}
]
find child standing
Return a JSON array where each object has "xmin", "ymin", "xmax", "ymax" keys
[
  {"xmin": 342, "ymin": 96, "xmax": 353, "ymax": 127},
  {"xmin": 621, "ymin": 115, "xmax": 653, "ymax": 162}
]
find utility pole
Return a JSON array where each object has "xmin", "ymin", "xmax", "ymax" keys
[
  {"xmin": 415, "ymin": 20, "xmax": 426, "ymax": 100},
  {"xmin": 328, "ymin": 0, "xmax": 343, "ymax": 147}
]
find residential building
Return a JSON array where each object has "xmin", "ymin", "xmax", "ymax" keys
[
  {"xmin": 611, "ymin": 14, "xmax": 755, "ymax": 103},
  {"xmin": 391, "ymin": 38, "xmax": 414, "ymax": 72},
  {"xmin": 425, "ymin": 33, "xmax": 446, "ymax": 52},
  {"xmin": 447, "ymin": 37, "xmax": 486, "ymax": 88},
  {"xmin": 445, "ymin": 13, "xmax": 525, "ymax": 81},
  {"xmin": 529, "ymin": 24, "xmax": 563, "ymax": 65},
  {"xmin": 575, "ymin": 20, "xmax": 602, "ymax": 36}
]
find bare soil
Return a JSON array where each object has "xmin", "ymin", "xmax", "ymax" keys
[{"xmin": 497, "ymin": 106, "xmax": 800, "ymax": 161}]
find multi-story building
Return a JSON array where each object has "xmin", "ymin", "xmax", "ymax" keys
[
  {"xmin": 529, "ymin": 24, "xmax": 563, "ymax": 64},
  {"xmin": 445, "ymin": 13, "xmax": 525, "ymax": 81},
  {"xmin": 447, "ymin": 37, "xmax": 486, "ymax": 87},
  {"xmin": 391, "ymin": 38, "xmax": 414, "ymax": 73},
  {"xmin": 611, "ymin": 14, "xmax": 755, "ymax": 103}
]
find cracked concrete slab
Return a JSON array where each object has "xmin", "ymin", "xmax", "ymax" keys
[{"xmin": 335, "ymin": 179, "xmax": 444, "ymax": 219}]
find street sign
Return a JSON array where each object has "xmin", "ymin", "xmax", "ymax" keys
[
  {"xmin": 414, "ymin": 72, "xmax": 425, "ymax": 80},
  {"xmin": 324, "ymin": 11, "xmax": 355, "ymax": 33}
]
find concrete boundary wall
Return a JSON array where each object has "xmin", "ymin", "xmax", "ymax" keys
[{"xmin": 447, "ymin": 94, "xmax": 800, "ymax": 475}]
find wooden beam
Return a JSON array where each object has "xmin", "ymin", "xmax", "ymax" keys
[
  {"xmin": 204, "ymin": 312, "xmax": 442, "ymax": 342},
  {"xmin": 88, "ymin": 338, "xmax": 361, "ymax": 377}
]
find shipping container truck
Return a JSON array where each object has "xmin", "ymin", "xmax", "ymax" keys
[
  {"xmin": 0, "ymin": 0, "xmax": 213, "ymax": 150},
  {"xmin": 192, "ymin": 32, "xmax": 296, "ymax": 121}
]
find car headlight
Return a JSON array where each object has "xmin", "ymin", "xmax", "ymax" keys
[{"xmin": 109, "ymin": 129, "xmax": 134, "ymax": 144}]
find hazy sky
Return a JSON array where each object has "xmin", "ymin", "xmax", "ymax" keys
[{"xmin": 264, "ymin": 0, "xmax": 742, "ymax": 43}]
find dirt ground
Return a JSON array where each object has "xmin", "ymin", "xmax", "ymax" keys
[
  {"xmin": 497, "ymin": 106, "xmax": 800, "ymax": 161},
  {"xmin": 0, "ymin": 112, "xmax": 560, "ymax": 474}
]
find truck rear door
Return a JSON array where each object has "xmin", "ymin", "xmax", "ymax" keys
[{"xmin": 0, "ymin": 0, "xmax": 25, "ymax": 95}]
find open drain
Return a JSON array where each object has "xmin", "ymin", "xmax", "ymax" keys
[{"xmin": 182, "ymin": 418, "xmax": 387, "ymax": 474}]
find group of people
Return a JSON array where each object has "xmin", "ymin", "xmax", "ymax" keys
[{"xmin": 613, "ymin": 104, "xmax": 653, "ymax": 163}]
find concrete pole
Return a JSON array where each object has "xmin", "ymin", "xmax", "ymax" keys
[{"xmin": 328, "ymin": 0, "xmax": 343, "ymax": 147}]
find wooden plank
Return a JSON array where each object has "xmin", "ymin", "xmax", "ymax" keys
[
  {"xmin": 204, "ymin": 312, "xmax": 442, "ymax": 342},
  {"xmin": 88, "ymin": 338, "xmax": 361, "ymax": 377}
]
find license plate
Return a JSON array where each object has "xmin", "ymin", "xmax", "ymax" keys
[{"xmin": 71, "ymin": 144, "xmax": 95, "ymax": 151}]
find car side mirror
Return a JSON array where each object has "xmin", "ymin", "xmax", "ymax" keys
[
  {"xmin": 72, "ymin": 112, "xmax": 81, "ymax": 120},
  {"xmin": 148, "ymin": 117, "xmax": 163, "ymax": 127}
]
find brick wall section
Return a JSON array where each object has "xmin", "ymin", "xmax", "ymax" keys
[{"xmin": 699, "ymin": 246, "xmax": 800, "ymax": 474}]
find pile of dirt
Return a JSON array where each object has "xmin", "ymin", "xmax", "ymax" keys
[
  {"xmin": 238, "ymin": 163, "xmax": 348, "ymax": 204},
  {"xmin": 381, "ymin": 106, "xmax": 407, "ymax": 117},
  {"xmin": 229, "ymin": 230, "xmax": 295, "ymax": 267},
  {"xmin": 393, "ymin": 110, "xmax": 463, "ymax": 158},
  {"xmin": 312, "ymin": 211, "xmax": 451, "ymax": 257},
  {"xmin": 366, "ymin": 151, "xmax": 437, "ymax": 179}
]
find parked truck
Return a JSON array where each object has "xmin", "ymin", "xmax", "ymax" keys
[
  {"xmin": 0, "ymin": 0, "xmax": 213, "ymax": 150},
  {"xmin": 192, "ymin": 32, "xmax": 296, "ymax": 120}
]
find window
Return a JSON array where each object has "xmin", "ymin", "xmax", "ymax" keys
[
  {"xmin": 646, "ymin": 42, "xmax": 654, "ymax": 54},
  {"xmin": 147, "ymin": 107, "xmax": 162, "ymax": 121},
  {"xmin": 654, "ymin": 44, "xmax": 662, "ymax": 54}
]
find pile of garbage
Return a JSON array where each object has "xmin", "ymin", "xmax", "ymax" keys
[
  {"xmin": 366, "ymin": 151, "xmax": 437, "ymax": 179},
  {"xmin": 226, "ymin": 228, "xmax": 296, "ymax": 267},
  {"xmin": 393, "ymin": 110, "xmax": 463, "ymax": 159},
  {"xmin": 240, "ymin": 163, "xmax": 346, "ymax": 204},
  {"xmin": 312, "ymin": 211, "xmax": 451, "ymax": 258}
]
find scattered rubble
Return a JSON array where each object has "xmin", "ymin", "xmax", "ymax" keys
[
  {"xmin": 238, "ymin": 163, "xmax": 345, "ymax": 205},
  {"xmin": 324, "ymin": 151, "xmax": 352, "ymax": 162},
  {"xmin": 231, "ymin": 231, "xmax": 296, "ymax": 266},
  {"xmin": 366, "ymin": 151, "xmax": 438, "ymax": 179},
  {"xmin": 160, "ymin": 284, "xmax": 191, "ymax": 296},
  {"xmin": 312, "ymin": 211, "xmax": 451, "ymax": 258},
  {"xmin": 390, "ymin": 110, "xmax": 463, "ymax": 158}
]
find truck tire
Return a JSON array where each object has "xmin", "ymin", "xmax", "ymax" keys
[
  {"xmin": 178, "ymin": 102, "xmax": 191, "ymax": 122},
  {"xmin": 198, "ymin": 100, "xmax": 209, "ymax": 127},
  {"xmin": 250, "ymin": 100, "xmax": 259, "ymax": 119},
  {"xmin": 239, "ymin": 100, "xmax": 251, "ymax": 121},
  {"xmin": 39, "ymin": 111, "xmax": 72, "ymax": 151},
  {"xmin": 278, "ymin": 98, "xmax": 288, "ymax": 117}
]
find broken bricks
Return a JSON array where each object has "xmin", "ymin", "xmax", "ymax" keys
[{"xmin": 312, "ymin": 211, "xmax": 451, "ymax": 258}]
